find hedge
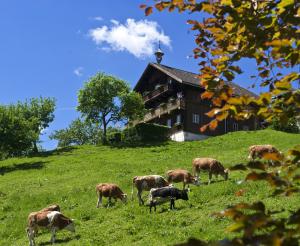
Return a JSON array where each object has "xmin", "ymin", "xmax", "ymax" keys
[{"xmin": 123, "ymin": 123, "xmax": 170, "ymax": 143}]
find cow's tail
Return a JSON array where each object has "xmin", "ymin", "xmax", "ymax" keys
[{"xmin": 131, "ymin": 177, "xmax": 137, "ymax": 201}]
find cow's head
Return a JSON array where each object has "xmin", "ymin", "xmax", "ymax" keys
[
  {"xmin": 223, "ymin": 169, "xmax": 229, "ymax": 180},
  {"xmin": 65, "ymin": 219, "xmax": 75, "ymax": 233},
  {"xmin": 121, "ymin": 193, "xmax": 128, "ymax": 203},
  {"xmin": 181, "ymin": 189, "xmax": 189, "ymax": 201},
  {"xmin": 192, "ymin": 176, "xmax": 200, "ymax": 186}
]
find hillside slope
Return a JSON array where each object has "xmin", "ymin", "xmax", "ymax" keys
[{"xmin": 0, "ymin": 129, "xmax": 299, "ymax": 246}]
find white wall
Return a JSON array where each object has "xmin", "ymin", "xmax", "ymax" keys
[{"xmin": 170, "ymin": 131, "xmax": 209, "ymax": 142}]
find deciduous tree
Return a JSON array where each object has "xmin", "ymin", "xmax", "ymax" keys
[{"xmin": 77, "ymin": 72, "xmax": 145, "ymax": 144}]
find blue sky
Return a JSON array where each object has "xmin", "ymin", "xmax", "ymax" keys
[{"xmin": 0, "ymin": 1, "xmax": 292, "ymax": 150}]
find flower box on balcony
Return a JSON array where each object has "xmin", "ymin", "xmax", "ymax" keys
[{"xmin": 159, "ymin": 102, "xmax": 167, "ymax": 108}]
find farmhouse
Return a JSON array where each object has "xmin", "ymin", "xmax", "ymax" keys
[{"xmin": 133, "ymin": 50, "xmax": 259, "ymax": 141}]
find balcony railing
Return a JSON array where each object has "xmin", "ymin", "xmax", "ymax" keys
[
  {"xmin": 142, "ymin": 98, "xmax": 185, "ymax": 123},
  {"xmin": 143, "ymin": 84, "xmax": 171, "ymax": 103}
]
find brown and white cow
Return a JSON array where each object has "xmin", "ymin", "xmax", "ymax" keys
[
  {"xmin": 192, "ymin": 157, "xmax": 229, "ymax": 184},
  {"xmin": 132, "ymin": 175, "xmax": 169, "ymax": 205},
  {"xmin": 26, "ymin": 210, "xmax": 75, "ymax": 246},
  {"xmin": 248, "ymin": 144, "xmax": 283, "ymax": 161},
  {"xmin": 96, "ymin": 183, "xmax": 127, "ymax": 208},
  {"xmin": 166, "ymin": 169, "xmax": 199, "ymax": 189},
  {"xmin": 26, "ymin": 204, "xmax": 61, "ymax": 238}
]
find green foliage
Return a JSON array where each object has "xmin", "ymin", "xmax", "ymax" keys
[
  {"xmin": 0, "ymin": 104, "xmax": 37, "ymax": 158},
  {"xmin": 20, "ymin": 97, "xmax": 56, "ymax": 152},
  {"xmin": 0, "ymin": 97, "xmax": 55, "ymax": 158},
  {"xmin": 120, "ymin": 91, "xmax": 146, "ymax": 122},
  {"xmin": 77, "ymin": 72, "xmax": 145, "ymax": 144},
  {"xmin": 136, "ymin": 123, "xmax": 170, "ymax": 142},
  {"xmin": 49, "ymin": 118, "xmax": 102, "ymax": 147},
  {"xmin": 270, "ymin": 116, "xmax": 299, "ymax": 133},
  {"xmin": 123, "ymin": 123, "xmax": 170, "ymax": 144},
  {"xmin": 0, "ymin": 130, "xmax": 299, "ymax": 245}
]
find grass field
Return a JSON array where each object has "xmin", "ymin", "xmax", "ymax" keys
[{"xmin": 0, "ymin": 129, "xmax": 299, "ymax": 246}]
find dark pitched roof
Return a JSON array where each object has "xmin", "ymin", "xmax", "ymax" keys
[{"xmin": 135, "ymin": 63, "xmax": 258, "ymax": 98}]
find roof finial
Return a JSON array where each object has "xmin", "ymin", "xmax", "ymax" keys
[{"xmin": 154, "ymin": 41, "xmax": 164, "ymax": 64}]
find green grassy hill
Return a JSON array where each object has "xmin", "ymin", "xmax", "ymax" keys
[{"xmin": 1, "ymin": 129, "xmax": 299, "ymax": 246}]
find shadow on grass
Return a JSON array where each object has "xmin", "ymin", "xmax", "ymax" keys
[
  {"xmin": 31, "ymin": 146, "xmax": 77, "ymax": 158},
  {"xmin": 39, "ymin": 235, "xmax": 80, "ymax": 246},
  {"xmin": 0, "ymin": 161, "xmax": 47, "ymax": 176},
  {"xmin": 200, "ymin": 179, "xmax": 226, "ymax": 185},
  {"xmin": 108, "ymin": 141, "xmax": 169, "ymax": 149},
  {"xmin": 174, "ymin": 237, "xmax": 208, "ymax": 246}
]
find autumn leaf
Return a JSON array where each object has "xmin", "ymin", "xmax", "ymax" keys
[
  {"xmin": 200, "ymin": 124, "xmax": 208, "ymax": 132},
  {"xmin": 226, "ymin": 222, "xmax": 244, "ymax": 232},
  {"xmin": 201, "ymin": 91, "xmax": 214, "ymax": 99},
  {"xmin": 145, "ymin": 7, "xmax": 153, "ymax": 16},
  {"xmin": 209, "ymin": 119, "xmax": 218, "ymax": 130}
]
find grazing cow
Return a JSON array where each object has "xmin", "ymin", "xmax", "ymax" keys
[
  {"xmin": 149, "ymin": 186, "xmax": 189, "ymax": 212},
  {"xmin": 248, "ymin": 144, "xmax": 283, "ymax": 161},
  {"xmin": 96, "ymin": 183, "xmax": 127, "ymax": 208},
  {"xmin": 192, "ymin": 158, "xmax": 228, "ymax": 184},
  {"xmin": 26, "ymin": 210, "xmax": 75, "ymax": 246},
  {"xmin": 26, "ymin": 204, "xmax": 61, "ymax": 237},
  {"xmin": 40, "ymin": 204, "xmax": 60, "ymax": 213},
  {"xmin": 166, "ymin": 169, "xmax": 199, "ymax": 189},
  {"xmin": 132, "ymin": 175, "xmax": 169, "ymax": 205}
]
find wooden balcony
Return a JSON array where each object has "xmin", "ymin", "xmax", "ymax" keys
[
  {"xmin": 143, "ymin": 84, "xmax": 171, "ymax": 103},
  {"xmin": 142, "ymin": 98, "xmax": 185, "ymax": 123}
]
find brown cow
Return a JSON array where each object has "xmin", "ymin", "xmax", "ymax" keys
[
  {"xmin": 26, "ymin": 204, "xmax": 61, "ymax": 237},
  {"xmin": 248, "ymin": 144, "xmax": 283, "ymax": 161},
  {"xmin": 166, "ymin": 169, "xmax": 199, "ymax": 189},
  {"xmin": 192, "ymin": 157, "xmax": 228, "ymax": 184},
  {"xmin": 96, "ymin": 183, "xmax": 127, "ymax": 208},
  {"xmin": 26, "ymin": 210, "xmax": 75, "ymax": 246},
  {"xmin": 132, "ymin": 175, "xmax": 169, "ymax": 205}
]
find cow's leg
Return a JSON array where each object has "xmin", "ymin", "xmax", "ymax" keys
[
  {"xmin": 96, "ymin": 194, "xmax": 102, "ymax": 208},
  {"xmin": 215, "ymin": 174, "xmax": 218, "ymax": 180},
  {"xmin": 208, "ymin": 172, "xmax": 212, "ymax": 184},
  {"xmin": 170, "ymin": 198, "xmax": 175, "ymax": 210},
  {"xmin": 137, "ymin": 190, "xmax": 144, "ymax": 205},
  {"xmin": 27, "ymin": 227, "xmax": 35, "ymax": 246},
  {"xmin": 107, "ymin": 196, "xmax": 112, "ymax": 207},
  {"xmin": 50, "ymin": 228, "xmax": 56, "ymax": 244},
  {"xmin": 196, "ymin": 171, "xmax": 200, "ymax": 184}
]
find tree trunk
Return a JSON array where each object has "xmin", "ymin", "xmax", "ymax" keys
[
  {"xmin": 102, "ymin": 116, "xmax": 107, "ymax": 145},
  {"xmin": 33, "ymin": 141, "xmax": 38, "ymax": 153}
]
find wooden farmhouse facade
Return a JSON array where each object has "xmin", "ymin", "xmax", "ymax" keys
[{"xmin": 134, "ymin": 63, "xmax": 258, "ymax": 142}]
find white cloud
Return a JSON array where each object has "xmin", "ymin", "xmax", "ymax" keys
[
  {"xmin": 93, "ymin": 16, "xmax": 103, "ymax": 21},
  {"xmin": 74, "ymin": 67, "xmax": 83, "ymax": 77},
  {"xmin": 110, "ymin": 19, "xmax": 119, "ymax": 25},
  {"xmin": 88, "ymin": 18, "xmax": 171, "ymax": 59}
]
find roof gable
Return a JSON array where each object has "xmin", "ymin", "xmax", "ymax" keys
[{"xmin": 135, "ymin": 63, "xmax": 258, "ymax": 98}]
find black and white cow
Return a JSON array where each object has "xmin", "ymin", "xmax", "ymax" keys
[{"xmin": 148, "ymin": 186, "xmax": 189, "ymax": 212}]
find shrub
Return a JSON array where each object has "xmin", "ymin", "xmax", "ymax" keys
[
  {"xmin": 122, "ymin": 123, "xmax": 170, "ymax": 144},
  {"xmin": 270, "ymin": 117, "xmax": 299, "ymax": 133},
  {"xmin": 136, "ymin": 123, "xmax": 170, "ymax": 142}
]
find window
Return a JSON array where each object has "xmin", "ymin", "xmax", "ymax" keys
[
  {"xmin": 176, "ymin": 114, "xmax": 181, "ymax": 124},
  {"xmin": 167, "ymin": 119, "xmax": 172, "ymax": 128},
  {"xmin": 192, "ymin": 113, "xmax": 200, "ymax": 124}
]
